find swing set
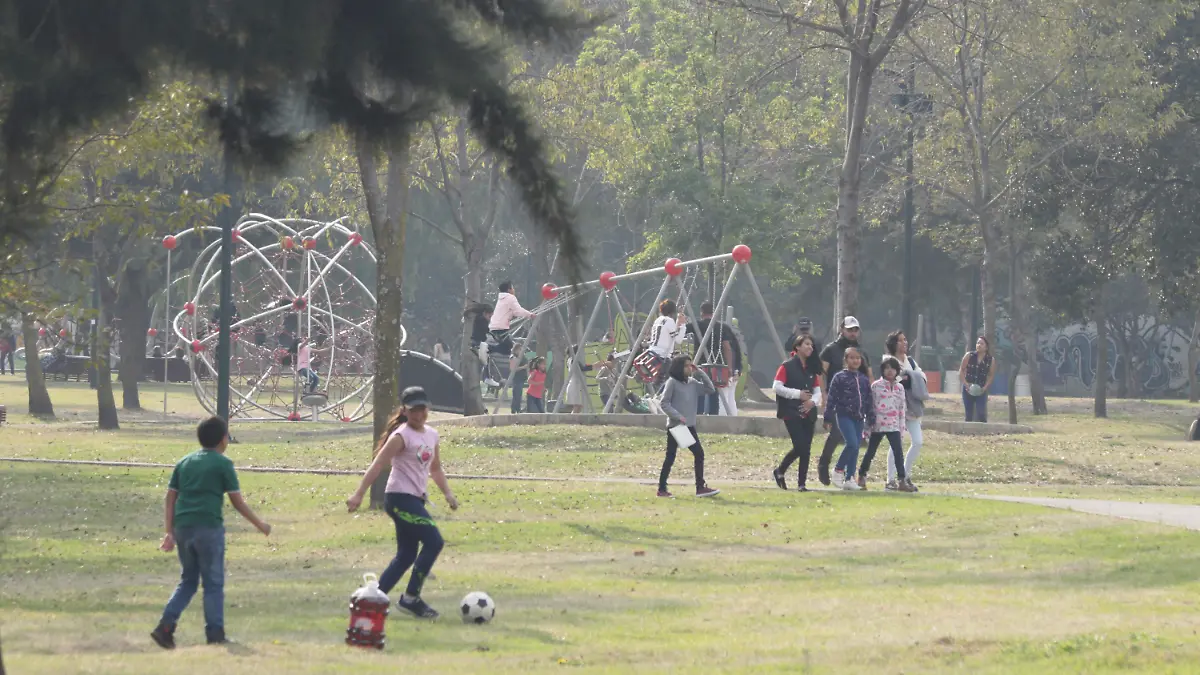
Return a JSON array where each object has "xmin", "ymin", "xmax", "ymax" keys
[{"xmin": 489, "ymin": 244, "xmax": 787, "ymax": 416}]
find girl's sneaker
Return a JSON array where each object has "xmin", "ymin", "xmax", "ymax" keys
[
  {"xmin": 657, "ymin": 489, "xmax": 673, "ymax": 498},
  {"xmin": 857, "ymin": 473, "xmax": 867, "ymax": 490},
  {"xmin": 696, "ymin": 485, "xmax": 720, "ymax": 498},
  {"xmin": 398, "ymin": 596, "xmax": 440, "ymax": 619},
  {"xmin": 841, "ymin": 478, "xmax": 861, "ymax": 491},
  {"xmin": 885, "ymin": 480, "xmax": 899, "ymax": 491},
  {"xmin": 772, "ymin": 468, "xmax": 787, "ymax": 490},
  {"xmin": 834, "ymin": 467, "xmax": 845, "ymax": 483},
  {"xmin": 902, "ymin": 479, "xmax": 919, "ymax": 493}
]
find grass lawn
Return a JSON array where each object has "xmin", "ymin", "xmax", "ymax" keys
[{"xmin": 3, "ymin": 463, "xmax": 1200, "ymax": 674}]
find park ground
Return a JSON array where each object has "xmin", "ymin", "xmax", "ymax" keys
[{"xmin": 2, "ymin": 377, "xmax": 1199, "ymax": 673}]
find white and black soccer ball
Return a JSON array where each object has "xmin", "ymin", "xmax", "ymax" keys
[{"xmin": 460, "ymin": 591, "xmax": 496, "ymax": 624}]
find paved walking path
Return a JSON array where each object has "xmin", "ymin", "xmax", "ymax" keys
[{"xmin": 974, "ymin": 495, "xmax": 1200, "ymax": 531}]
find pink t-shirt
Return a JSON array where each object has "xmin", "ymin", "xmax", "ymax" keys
[
  {"xmin": 296, "ymin": 343, "xmax": 311, "ymax": 370},
  {"xmin": 385, "ymin": 423, "xmax": 439, "ymax": 498}
]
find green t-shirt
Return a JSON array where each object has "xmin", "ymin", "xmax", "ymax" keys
[{"xmin": 168, "ymin": 449, "xmax": 240, "ymax": 529}]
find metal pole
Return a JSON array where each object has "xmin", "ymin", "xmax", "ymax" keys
[
  {"xmin": 215, "ymin": 165, "xmax": 235, "ymax": 423},
  {"xmin": 902, "ymin": 108, "xmax": 915, "ymax": 337},
  {"xmin": 743, "ymin": 264, "xmax": 788, "ymax": 363},
  {"xmin": 603, "ymin": 275, "xmax": 672, "ymax": 414},
  {"xmin": 491, "ymin": 305, "xmax": 549, "ymax": 414},
  {"xmin": 164, "ymin": 249, "xmax": 171, "ymax": 418}
]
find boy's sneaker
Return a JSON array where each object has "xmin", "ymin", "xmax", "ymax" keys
[
  {"xmin": 205, "ymin": 627, "xmax": 228, "ymax": 645},
  {"xmin": 657, "ymin": 489, "xmax": 673, "ymax": 498},
  {"xmin": 796, "ymin": 485, "xmax": 809, "ymax": 493},
  {"xmin": 150, "ymin": 624, "xmax": 176, "ymax": 650},
  {"xmin": 841, "ymin": 478, "xmax": 861, "ymax": 491},
  {"xmin": 483, "ymin": 377, "xmax": 500, "ymax": 388},
  {"xmin": 398, "ymin": 596, "xmax": 440, "ymax": 619},
  {"xmin": 885, "ymin": 480, "xmax": 899, "ymax": 491},
  {"xmin": 772, "ymin": 468, "xmax": 787, "ymax": 490},
  {"xmin": 696, "ymin": 485, "xmax": 720, "ymax": 498}
]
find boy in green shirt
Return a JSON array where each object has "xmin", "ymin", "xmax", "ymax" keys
[{"xmin": 151, "ymin": 417, "xmax": 271, "ymax": 648}]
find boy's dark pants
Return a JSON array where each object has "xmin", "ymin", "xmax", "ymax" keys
[{"xmin": 160, "ymin": 526, "xmax": 226, "ymax": 632}]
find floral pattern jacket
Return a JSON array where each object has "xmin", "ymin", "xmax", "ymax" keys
[{"xmin": 870, "ymin": 378, "xmax": 907, "ymax": 433}]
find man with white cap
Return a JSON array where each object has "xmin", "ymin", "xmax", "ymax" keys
[{"xmin": 816, "ymin": 316, "xmax": 872, "ymax": 486}]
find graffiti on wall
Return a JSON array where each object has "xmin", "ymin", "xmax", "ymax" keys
[{"xmin": 1034, "ymin": 319, "xmax": 1196, "ymax": 397}]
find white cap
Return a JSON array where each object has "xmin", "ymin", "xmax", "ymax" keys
[{"xmin": 843, "ymin": 316, "xmax": 860, "ymax": 329}]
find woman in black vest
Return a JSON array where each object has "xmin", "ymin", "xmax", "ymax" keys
[
  {"xmin": 958, "ymin": 336, "xmax": 996, "ymax": 422},
  {"xmin": 771, "ymin": 335, "xmax": 823, "ymax": 491}
]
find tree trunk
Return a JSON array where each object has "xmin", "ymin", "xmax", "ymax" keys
[
  {"xmin": 93, "ymin": 247, "xmax": 120, "ymax": 430},
  {"xmin": 1112, "ymin": 319, "xmax": 1129, "ymax": 399},
  {"xmin": 21, "ymin": 313, "xmax": 54, "ymax": 417},
  {"xmin": 460, "ymin": 236, "xmax": 487, "ymax": 416},
  {"xmin": 116, "ymin": 266, "xmax": 153, "ymax": 410},
  {"xmin": 1027, "ymin": 328, "xmax": 1048, "ymax": 414},
  {"xmin": 1093, "ymin": 301, "xmax": 1108, "ymax": 418},
  {"xmin": 834, "ymin": 56, "xmax": 873, "ymax": 325},
  {"xmin": 1189, "ymin": 310, "xmax": 1200, "ymax": 403},
  {"xmin": 358, "ymin": 134, "xmax": 411, "ymax": 509},
  {"xmin": 980, "ymin": 219, "xmax": 999, "ymax": 346}
]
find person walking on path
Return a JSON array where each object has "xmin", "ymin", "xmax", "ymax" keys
[
  {"xmin": 823, "ymin": 348, "xmax": 874, "ymax": 491},
  {"xmin": 346, "ymin": 387, "xmax": 459, "ymax": 619},
  {"xmin": 817, "ymin": 317, "xmax": 872, "ymax": 485},
  {"xmin": 771, "ymin": 335, "xmax": 822, "ymax": 491},
  {"xmin": 657, "ymin": 355, "xmax": 721, "ymax": 498},
  {"xmin": 857, "ymin": 356, "xmax": 916, "ymax": 491},
  {"xmin": 151, "ymin": 417, "xmax": 272, "ymax": 649},
  {"xmin": 958, "ymin": 336, "xmax": 996, "ymax": 422},
  {"xmin": 884, "ymin": 330, "xmax": 928, "ymax": 491}
]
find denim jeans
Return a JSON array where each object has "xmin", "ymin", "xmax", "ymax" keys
[
  {"xmin": 161, "ymin": 526, "xmax": 226, "ymax": 630},
  {"xmin": 298, "ymin": 367, "xmax": 319, "ymax": 393},
  {"xmin": 526, "ymin": 395, "xmax": 545, "ymax": 413},
  {"xmin": 963, "ymin": 388, "xmax": 988, "ymax": 422},
  {"xmin": 834, "ymin": 414, "xmax": 865, "ymax": 480}
]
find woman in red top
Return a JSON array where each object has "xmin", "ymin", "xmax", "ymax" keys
[
  {"xmin": 524, "ymin": 356, "xmax": 547, "ymax": 413},
  {"xmin": 771, "ymin": 335, "xmax": 823, "ymax": 491}
]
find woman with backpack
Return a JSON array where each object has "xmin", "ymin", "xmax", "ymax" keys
[
  {"xmin": 884, "ymin": 330, "xmax": 928, "ymax": 491},
  {"xmin": 958, "ymin": 336, "xmax": 996, "ymax": 422}
]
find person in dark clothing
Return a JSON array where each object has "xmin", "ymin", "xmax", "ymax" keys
[
  {"xmin": 0, "ymin": 331, "xmax": 15, "ymax": 374},
  {"xmin": 815, "ymin": 316, "xmax": 872, "ymax": 486},
  {"xmin": 786, "ymin": 317, "xmax": 823, "ymax": 375},
  {"xmin": 690, "ymin": 301, "xmax": 742, "ymax": 415},
  {"xmin": 771, "ymin": 335, "xmax": 823, "ymax": 491}
]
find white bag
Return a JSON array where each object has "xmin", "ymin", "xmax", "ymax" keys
[{"xmin": 668, "ymin": 424, "xmax": 696, "ymax": 448}]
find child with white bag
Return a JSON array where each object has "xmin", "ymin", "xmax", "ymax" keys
[{"xmin": 656, "ymin": 355, "xmax": 720, "ymax": 499}]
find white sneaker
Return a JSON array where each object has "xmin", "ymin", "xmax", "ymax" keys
[
  {"xmin": 483, "ymin": 377, "xmax": 500, "ymax": 388},
  {"xmin": 841, "ymin": 478, "xmax": 861, "ymax": 491}
]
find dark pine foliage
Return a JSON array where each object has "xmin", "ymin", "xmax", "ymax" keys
[{"xmin": 0, "ymin": 0, "xmax": 595, "ymax": 277}]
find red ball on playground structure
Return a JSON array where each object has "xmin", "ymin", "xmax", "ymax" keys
[
  {"xmin": 232, "ymin": 228, "xmax": 242, "ymax": 241},
  {"xmin": 191, "ymin": 340, "xmax": 203, "ymax": 353},
  {"xmin": 38, "ymin": 328, "xmax": 47, "ymax": 337},
  {"xmin": 341, "ymin": 416, "xmax": 352, "ymax": 423},
  {"xmin": 599, "ymin": 271, "xmax": 617, "ymax": 291},
  {"xmin": 349, "ymin": 233, "xmax": 363, "ymax": 246},
  {"xmin": 732, "ymin": 244, "xmax": 752, "ymax": 264},
  {"xmin": 541, "ymin": 283, "xmax": 559, "ymax": 301},
  {"xmin": 147, "ymin": 328, "xmax": 158, "ymax": 337},
  {"xmin": 58, "ymin": 329, "xmax": 68, "ymax": 338},
  {"xmin": 162, "ymin": 235, "xmax": 178, "ymax": 250},
  {"xmin": 302, "ymin": 238, "xmax": 316, "ymax": 250},
  {"xmin": 184, "ymin": 302, "xmax": 195, "ymax": 316},
  {"xmin": 665, "ymin": 258, "xmax": 683, "ymax": 277},
  {"xmin": 292, "ymin": 296, "xmax": 307, "ymax": 310},
  {"xmin": 282, "ymin": 236, "xmax": 295, "ymax": 250},
  {"xmin": 287, "ymin": 412, "xmax": 302, "ymax": 422}
]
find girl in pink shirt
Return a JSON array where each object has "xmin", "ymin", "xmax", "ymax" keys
[
  {"xmin": 347, "ymin": 386, "xmax": 458, "ymax": 619},
  {"xmin": 857, "ymin": 356, "xmax": 915, "ymax": 491}
]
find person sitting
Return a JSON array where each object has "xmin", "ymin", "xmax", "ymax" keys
[{"xmin": 488, "ymin": 281, "xmax": 534, "ymax": 357}]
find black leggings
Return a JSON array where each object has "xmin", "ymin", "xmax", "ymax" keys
[
  {"xmin": 818, "ymin": 420, "xmax": 844, "ymax": 469},
  {"xmin": 776, "ymin": 416, "xmax": 816, "ymax": 485},
  {"xmin": 860, "ymin": 431, "xmax": 905, "ymax": 480},
  {"xmin": 659, "ymin": 427, "xmax": 706, "ymax": 491},
  {"xmin": 379, "ymin": 492, "xmax": 445, "ymax": 598}
]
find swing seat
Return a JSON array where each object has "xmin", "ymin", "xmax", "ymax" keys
[
  {"xmin": 700, "ymin": 364, "xmax": 732, "ymax": 388},
  {"xmin": 633, "ymin": 351, "xmax": 665, "ymax": 383}
]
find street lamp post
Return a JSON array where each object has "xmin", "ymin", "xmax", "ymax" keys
[{"xmin": 889, "ymin": 66, "xmax": 930, "ymax": 338}]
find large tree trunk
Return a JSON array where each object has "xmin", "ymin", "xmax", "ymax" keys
[
  {"xmin": 834, "ymin": 56, "xmax": 873, "ymax": 326},
  {"xmin": 460, "ymin": 235, "xmax": 487, "ymax": 416},
  {"xmin": 116, "ymin": 265, "xmax": 153, "ymax": 410},
  {"xmin": 358, "ymin": 135, "xmax": 411, "ymax": 508},
  {"xmin": 94, "ymin": 242, "xmax": 120, "ymax": 430},
  {"xmin": 21, "ymin": 313, "xmax": 53, "ymax": 417},
  {"xmin": 1027, "ymin": 328, "xmax": 1048, "ymax": 414},
  {"xmin": 1093, "ymin": 301, "xmax": 1108, "ymax": 418}
]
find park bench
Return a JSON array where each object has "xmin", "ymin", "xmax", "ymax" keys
[{"xmin": 42, "ymin": 355, "xmax": 91, "ymax": 382}]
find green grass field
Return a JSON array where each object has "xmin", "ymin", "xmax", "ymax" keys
[{"xmin": 2, "ymin": 378, "xmax": 1199, "ymax": 673}]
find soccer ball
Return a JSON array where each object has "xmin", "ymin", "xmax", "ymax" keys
[{"xmin": 460, "ymin": 591, "xmax": 496, "ymax": 624}]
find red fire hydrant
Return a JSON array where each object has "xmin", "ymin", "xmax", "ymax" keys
[{"xmin": 346, "ymin": 573, "xmax": 390, "ymax": 649}]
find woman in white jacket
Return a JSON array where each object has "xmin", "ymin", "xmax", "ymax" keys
[{"xmin": 884, "ymin": 330, "xmax": 929, "ymax": 491}]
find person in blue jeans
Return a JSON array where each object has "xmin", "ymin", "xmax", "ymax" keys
[
  {"xmin": 151, "ymin": 417, "xmax": 272, "ymax": 649},
  {"xmin": 823, "ymin": 348, "xmax": 875, "ymax": 491},
  {"xmin": 958, "ymin": 336, "xmax": 996, "ymax": 422}
]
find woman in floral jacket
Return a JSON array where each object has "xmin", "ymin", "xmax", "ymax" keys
[{"xmin": 857, "ymin": 356, "xmax": 915, "ymax": 491}]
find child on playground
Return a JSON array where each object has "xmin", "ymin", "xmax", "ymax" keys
[
  {"xmin": 823, "ymin": 347, "xmax": 874, "ymax": 491},
  {"xmin": 151, "ymin": 416, "xmax": 272, "ymax": 649},
  {"xmin": 857, "ymin": 356, "xmax": 916, "ymax": 491},
  {"xmin": 346, "ymin": 386, "xmax": 458, "ymax": 619},
  {"xmin": 657, "ymin": 355, "xmax": 720, "ymax": 498},
  {"xmin": 489, "ymin": 280, "xmax": 534, "ymax": 357},
  {"xmin": 525, "ymin": 356, "xmax": 547, "ymax": 413}
]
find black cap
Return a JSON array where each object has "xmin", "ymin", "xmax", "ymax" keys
[
  {"xmin": 797, "ymin": 317, "xmax": 813, "ymax": 329},
  {"xmin": 401, "ymin": 386, "xmax": 431, "ymax": 409}
]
